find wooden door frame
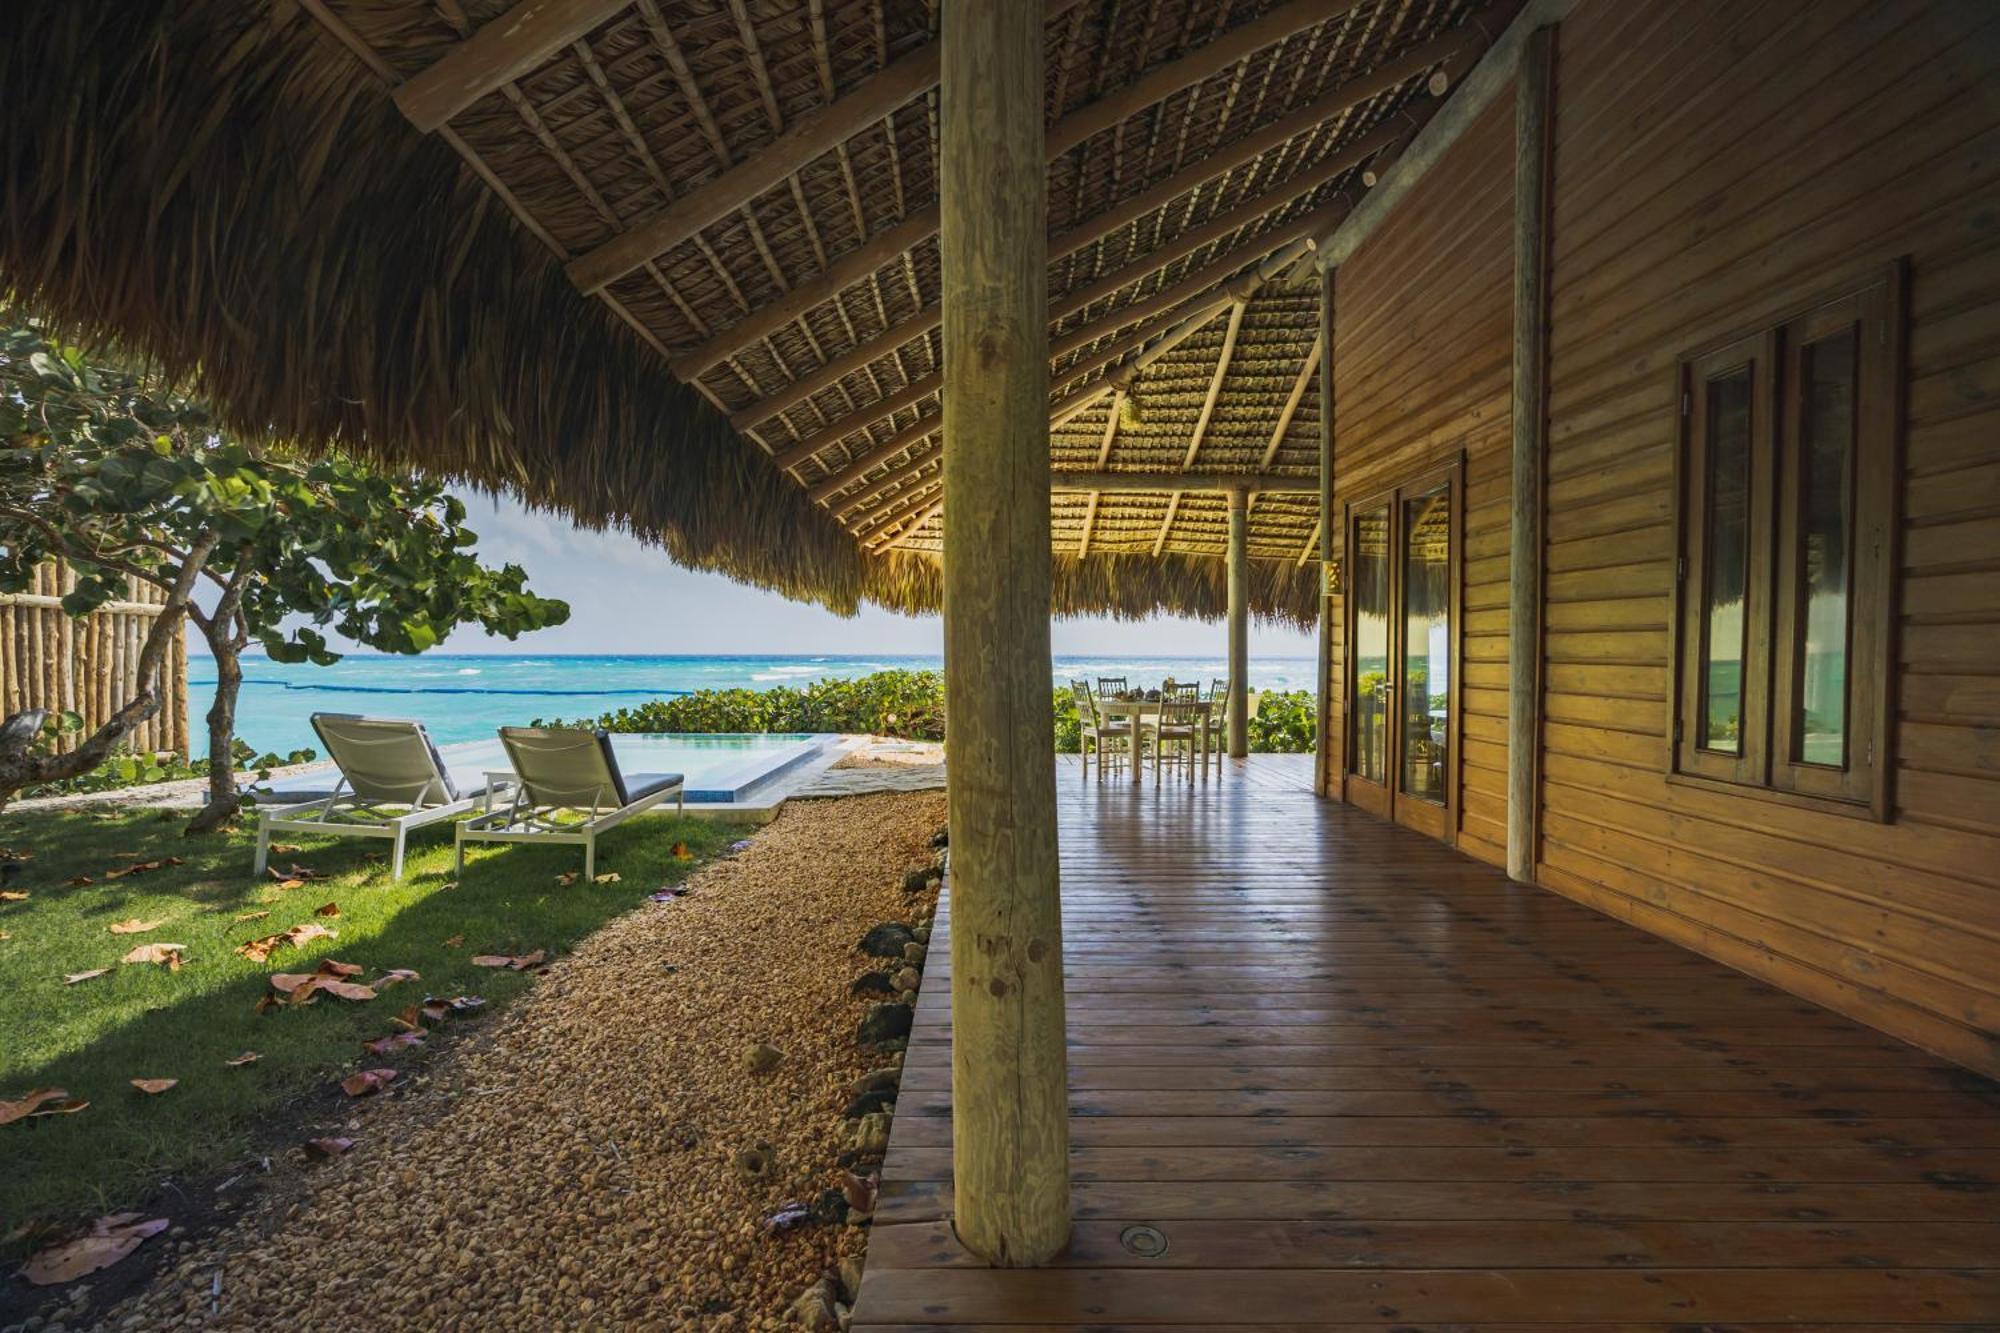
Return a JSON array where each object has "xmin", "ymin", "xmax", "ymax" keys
[{"xmin": 1338, "ymin": 454, "xmax": 1465, "ymax": 846}]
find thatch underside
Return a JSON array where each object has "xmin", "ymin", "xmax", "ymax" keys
[
  {"xmin": 1, "ymin": 0, "xmax": 1501, "ymax": 626},
  {"xmin": 0, "ymin": 0, "xmax": 872, "ymax": 605}
]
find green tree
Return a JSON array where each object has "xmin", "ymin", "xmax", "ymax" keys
[{"xmin": 0, "ymin": 305, "xmax": 568, "ymax": 828}]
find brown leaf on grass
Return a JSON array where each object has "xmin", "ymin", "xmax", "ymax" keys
[
  {"xmin": 390, "ymin": 1004, "xmax": 423, "ymax": 1031},
  {"xmin": 129, "ymin": 1079, "xmax": 177, "ymax": 1095},
  {"xmin": 253, "ymin": 994, "xmax": 281, "ymax": 1015},
  {"xmin": 0, "ymin": 890, "xmax": 28, "ymax": 901},
  {"xmin": 443, "ymin": 934, "xmax": 463, "ymax": 948},
  {"xmin": 315, "ymin": 958, "xmax": 362, "ymax": 977},
  {"xmin": 554, "ymin": 870, "xmax": 579, "ymax": 887},
  {"xmin": 438, "ymin": 880, "xmax": 459, "ymax": 892},
  {"xmin": 120, "ymin": 943, "xmax": 186, "ymax": 967},
  {"xmin": 269, "ymin": 843, "xmax": 302, "ymax": 855},
  {"xmin": 271, "ymin": 864, "xmax": 325, "ymax": 882},
  {"xmin": 0, "ymin": 1087, "xmax": 70, "ymax": 1126},
  {"xmin": 0, "ymin": 930, "xmax": 10, "ymax": 940},
  {"xmin": 107, "ymin": 918, "xmax": 164, "ymax": 934},
  {"xmin": 592, "ymin": 872, "xmax": 621, "ymax": 884},
  {"xmin": 102, "ymin": 860, "xmax": 169, "ymax": 881},
  {"xmin": 470, "ymin": 950, "xmax": 545, "ymax": 971},
  {"xmin": 223, "ymin": 1052, "xmax": 261, "ymax": 1067},
  {"xmin": 670, "ymin": 841, "xmax": 692, "ymax": 861},
  {"xmin": 269, "ymin": 966, "xmax": 377, "ymax": 1004},
  {"xmin": 362, "ymin": 1031, "xmax": 424, "ymax": 1056},
  {"xmin": 304, "ymin": 1136, "xmax": 354, "ymax": 1159},
  {"xmin": 312, "ymin": 978, "xmax": 377, "ymax": 1002},
  {"xmin": 66, "ymin": 876, "xmax": 92, "ymax": 887},
  {"xmin": 273, "ymin": 879, "xmax": 304, "ymax": 892},
  {"xmin": 234, "ymin": 920, "xmax": 337, "ymax": 963},
  {"xmin": 63, "ymin": 968, "xmax": 110, "ymax": 985},
  {"xmin": 233, "ymin": 910, "xmax": 270, "ymax": 923},
  {"xmin": 19, "ymin": 1213, "xmax": 168, "ymax": 1286},
  {"xmin": 368, "ymin": 968, "xmax": 420, "ymax": 990},
  {"xmin": 339, "ymin": 1068, "xmax": 397, "ymax": 1098},
  {"xmin": 314, "ymin": 901, "xmax": 340, "ymax": 918}
]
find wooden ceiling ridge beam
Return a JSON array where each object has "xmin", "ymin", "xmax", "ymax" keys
[
  {"xmin": 681, "ymin": 6, "xmax": 1492, "ymax": 386},
  {"xmin": 879, "ymin": 495, "xmax": 945, "ymax": 550},
  {"xmin": 1054, "ymin": 471, "xmax": 1313, "ymax": 493},
  {"xmin": 394, "ymin": 0, "xmax": 635, "ymax": 133}
]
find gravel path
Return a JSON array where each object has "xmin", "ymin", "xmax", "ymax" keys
[{"xmin": 101, "ymin": 790, "xmax": 946, "ymax": 1331}]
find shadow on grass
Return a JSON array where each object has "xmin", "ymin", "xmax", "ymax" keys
[{"xmin": 0, "ymin": 807, "xmax": 750, "ymax": 1241}]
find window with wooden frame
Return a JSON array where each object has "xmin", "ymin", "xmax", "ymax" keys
[{"xmin": 1669, "ymin": 262, "xmax": 1902, "ymax": 819}]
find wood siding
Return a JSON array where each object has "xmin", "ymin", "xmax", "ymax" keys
[
  {"xmin": 1319, "ymin": 0, "xmax": 2000, "ymax": 1074},
  {"xmin": 1324, "ymin": 94, "xmax": 1514, "ymax": 866}
]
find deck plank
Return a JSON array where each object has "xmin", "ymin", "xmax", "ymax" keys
[{"xmin": 851, "ymin": 755, "xmax": 2000, "ymax": 1328}]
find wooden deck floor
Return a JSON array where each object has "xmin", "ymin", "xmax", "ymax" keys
[{"xmin": 851, "ymin": 755, "xmax": 2000, "ymax": 1330}]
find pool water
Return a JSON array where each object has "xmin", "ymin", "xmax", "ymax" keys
[{"xmin": 264, "ymin": 732, "xmax": 828, "ymax": 805}]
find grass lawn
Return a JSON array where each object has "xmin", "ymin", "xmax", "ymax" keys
[{"xmin": 0, "ymin": 802, "xmax": 748, "ymax": 1248}]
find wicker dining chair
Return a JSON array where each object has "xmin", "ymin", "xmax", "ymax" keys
[
  {"xmin": 1151, "ymin": 695, "xmax": 1206, "ymax": 785},
  {"xmin": 1071, "ymin": 680, "xmax": 1132, "ymax": 781}
]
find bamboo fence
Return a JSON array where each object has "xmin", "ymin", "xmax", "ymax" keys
[{"xmin": 0, "ymin": 560, "xmax": 188, "ymax": 755}]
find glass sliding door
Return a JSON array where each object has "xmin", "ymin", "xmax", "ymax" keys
[
  {"xmin": 1342, "ymin": 459, "xmax": 1460, "ymax": 841},
  {"xmin": 1347, "ymin": 503, "xmax": 1393, "ymax": 812}
]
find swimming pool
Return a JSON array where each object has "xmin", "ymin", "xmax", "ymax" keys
[{"xmin": 262, "ymin": 732, "xmax": 829, "ymax": 805}]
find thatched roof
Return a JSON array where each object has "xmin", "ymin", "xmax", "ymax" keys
[{"xmin": 0, "ymin": 0, "xmax": 1512, "ymax": 627}]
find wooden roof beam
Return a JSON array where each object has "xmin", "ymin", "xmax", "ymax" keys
[
  {"xmin": 394, "ymin": 0, "xmax": 634, "ymax": 133},
  {"xmin": 679, "ymin": 8, "xmax": 1498, "ymax": 382},
  {"xmin": 1154, "ymin": 302, "xmax": 1246, "ymax": 556},
  {"xmin": 746, "ymin": 194, "xmax": 1345, "ymax": 439},
  {"xmin": 566, "ymin": 44, "xmax": 943, "ymax": 294}
]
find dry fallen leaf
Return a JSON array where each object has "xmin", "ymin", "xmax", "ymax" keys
[
  {"xmin": 554, "ymin": 870, "xmax": 579, "ymax": 887},
  {"xmin": 339, "ymin": 1068, "xmax": 397, "ymax": 1098},
  {"xmin": 129, "ymin": 1078, "xmax": 177, "ymax": 1095},
  {"xmin": 62, "ymin": 968, "xmax": 110, "ymax": 986},
  {"xmin": 269, "ymin": 843, "xmax": 302, "ymax": 855},
  {"xmin": 120, "ymin": 943, "xmax": 187, "ymax": 967},
  {"xmin": 443, "ymin": 934, "xmax": 464, "ymax": 949},
  {"xmin": 390, "ymin": 1004, "xmax": 424, "ymax": 1032},
  {"xmin": 19, "ymin": 1213, "xmax": 168, "ymax": 1286},
  {"xmin": 107, "ymin": 918, "xmax": 164, "ymax": 935},
  {"xmin": 0, "ymin": 930, "xmax": 10, "ymax": 940},
  {"xmin": 304, "ymin": 1136, "xmax": 355, "ymax": 1159},
  {"xmin": 438, "ymin": 880, "xmax": 459, "ymax": 891},
  {"xmin": 314, "ymin": 901, "xmax": 340, "ymax": 918},
  {"xmin": 362, "ymin": 1031, "xmax": 424, "ymax": 1056},
  {"xmin": 233, "ymin": 910, "xmax": 270, "ymax": 922},
  {"xmin": 103, "ymin": 859, "xmax": 173, "ymax": 881},
  {"xmin": 224, "ymin": 1051, "xmax": 261, "ymax": 1067},
  {"xmin": 470, "ymin": 950, "xmax": 545, "ymax": 971},
  {"xmin": 593, "ymin": 872, "xmax": 621, "ymax": 884},
  {"xmin": 271, "ymin": 863, "xmax": 325, "ymax": 882},
  {"xmin": 671, "ymin": 841, "xmax": 693, "ymax": 861},
  {"xmin": 368, "ymin": 968, "xmax": 420, "ymax": 989},
  {"xmin": 0, "ymin": 1087, "xmax": 70, "ymax": 1126},
  {"xmin": 65, "ymin": 876, "xmax": 92, "ymax": 887},
  {"xmin": 273, "ymin": 879, "xmax": 304, "ymax": 891},
  {"xmin": 0, "ymin": 890, "xmax": 29, "ymax": 901},
  {"xmin": 235, "ymin": 921, "xmax": 336, "ymax": 964}
]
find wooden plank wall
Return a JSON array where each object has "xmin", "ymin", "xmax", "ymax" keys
[
  {"xmin": 0, "ymin": 561, "xmax": 188, "ymax": 757},
  {"xmin": 1324, "ymin": 94, "xmax": 1515, "ymax": 866},
  {"xmin": 1533, "ymin": 0, "xmax": 2000, "ymax": 1075}
]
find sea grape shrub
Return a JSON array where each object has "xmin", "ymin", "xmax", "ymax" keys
[{"xmin": 543, "ymin": 669, "xmax": 1316, "ymax": 754}]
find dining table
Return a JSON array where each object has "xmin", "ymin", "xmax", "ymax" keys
[{"xmin": 1094, "ymin": 692, "xmax": 1260, "ymax": 785}]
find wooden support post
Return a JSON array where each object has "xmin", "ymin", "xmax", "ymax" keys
[
  {"xmin": 940, "ymin": 0, "xmax": 1070, "ymax": 1268},
  {"xmin": 1314, "ymin": 265, "xmax": 1337, "ymax": 796},
  {"xmin": 1227, "ymin": 487, "xmax": 1251, "ymax": 759},
  {"xmin": 1508, "ymin": 24, "xmax": 1555, "ymax": 883}
]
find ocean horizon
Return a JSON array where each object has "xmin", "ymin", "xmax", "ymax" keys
[{"xmin": 187, "ymin": 652, "xmax": 1319, "ymax": 758}]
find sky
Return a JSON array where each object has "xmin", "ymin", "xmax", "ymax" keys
[{"xmin": 256, "ymin": 493, "xmax": 1317, "ymax": 658}]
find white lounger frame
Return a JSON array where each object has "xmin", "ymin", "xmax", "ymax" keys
[
  {"xmin": 454, "ymin": 780, "xmax": 683, "ymax": 881},
  {"xmin": 256, "ymin": 784, "xmax": 478, "ymax": 881}
]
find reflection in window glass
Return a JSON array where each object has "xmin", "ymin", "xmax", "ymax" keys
[
  {"xmin": 1351, "ymin": 506, "xmax": 1391, "ymax": 784},
  {"xmin": 1400, "ymin": 486, "xmax": 1450, "ymax": 804},
  {"xmin": 1797, "ymin": 329, "xmax": 1855, "ymax": 767},
  {"xmin": 1700, "ymin": 369, "xmax": 1753, "ymax": 753}
]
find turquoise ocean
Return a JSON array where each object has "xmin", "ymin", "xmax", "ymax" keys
[{"xmin": 187, "ymin": 654, "xmax": 1320, "ymax": 758}]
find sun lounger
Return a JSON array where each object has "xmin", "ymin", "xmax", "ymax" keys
[
  {"xmin": 453, "ymin": 727, "xmax": 683, "ymax": 880},
  {"xmin": 252, "ymin": 714, "xmax": 481, "ymax": 880}
]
